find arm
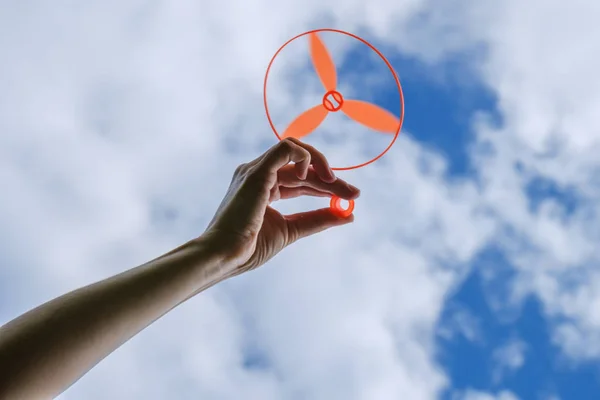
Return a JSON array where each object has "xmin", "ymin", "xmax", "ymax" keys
[
  {"xmin": 0, "ymin": 138, "xmax": 359, "ymax": 399},
  {"xmin": 0, "ymin": 237, "xmax": 227, "ymax": 399}
]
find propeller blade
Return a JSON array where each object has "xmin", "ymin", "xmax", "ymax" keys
[
  {"xmin": 281, "ymin": 105, "xmax": 329, "ymax": 139},
  {"xmin": 341, "ymin": 99, "xmax": 400, "ymax": 133},
  {"xmin": 309, "ymin": 33, "xmax": 337, "ymax": 92}
]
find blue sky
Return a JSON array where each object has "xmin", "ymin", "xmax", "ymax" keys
[
  {"xmin": 334, "ymin": 32, "xmax": 600, "ymax": 398},
  {"xmin": 437, "ymin": 245, "xmax": 600, "ymax": 399},
  {"xmin": 320, "ymin": 33, "xmax": 501, "ymax": 178}
]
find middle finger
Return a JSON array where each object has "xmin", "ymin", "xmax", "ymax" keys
[{"xmin": 278, "ymin": 165, "xmax": 360, "ymax": 200}]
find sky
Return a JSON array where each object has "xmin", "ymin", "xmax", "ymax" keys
[{"xmin": 1, "ymin": 1, "xmax": 600, "ymax": 399}]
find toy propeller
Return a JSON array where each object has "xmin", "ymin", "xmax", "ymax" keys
[{"xmin": 281, "ymin": 33, "xmax": 401, "ymax": 139}]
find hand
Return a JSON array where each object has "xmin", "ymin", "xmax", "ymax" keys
[{"xmin": 203, "ymin": 138, "xmax": 361, "ymax": 278}]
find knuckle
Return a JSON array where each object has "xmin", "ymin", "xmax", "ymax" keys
[
  {"xmin": 234, "ymin": 163, "xmax": 247, "ymax": 175},
  {"xmin": 300, "ymin": 149, "xmax": 311, "ymax": 162},
  {"xmin": 234, "ymin": 162, "xmax": 254, "ymax": 180},
  {"xmin": 284, "ymin": 137, "xmax": 300, "ymax": 145},
  {"xmin": 279, "ymin": 138, "xmax": 295, "ymax": 151}
]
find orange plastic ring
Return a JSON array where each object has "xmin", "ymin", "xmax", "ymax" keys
[{"xmin": 330, "ymin": 196, "xmax": 355, "ymax": 218}]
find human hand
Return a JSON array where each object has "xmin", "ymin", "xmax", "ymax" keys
[{"xmin": 203, "ymin": 138, "xmax": 360, "ymax": 278}]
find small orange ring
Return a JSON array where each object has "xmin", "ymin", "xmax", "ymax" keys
[
  {"xmin": 330, "ymin": 196, "xmax": 355, "ymax": 217},
  {"xmin": 264, "ymin": 28, "xmax": 405, "ymax": 171}
]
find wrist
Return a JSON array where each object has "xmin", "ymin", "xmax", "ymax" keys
[
  {"xmin": 196, "ymin": 228, "xmax": 254, "ymax": 278},
  {"xmin": 191, "ymin": 232, "xmax": 240, "ymax": 280},
  {"xmin": 163, "ymin": 236, "xmax": 227, "ymax": 292}
]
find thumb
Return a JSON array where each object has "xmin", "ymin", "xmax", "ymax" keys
[{"xmin": 285, "ymin": 207, "xmax": 354, "ymax": 243}]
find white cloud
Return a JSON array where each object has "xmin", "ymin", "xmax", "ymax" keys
[
  {"xmin": 457, "ymin": 389, "xmax": 519, "ymax": 400},
  {"xmin": 457, "ymin": 0, "xmax": 600, "ymax": 360},
  {"xmin": 437, "ymin": 306, "xmax": 482, "ymax": 343},
  {"xmin": 494, "ymin": 339, "xmax": 526, "ymax": 370},
  {"xmin": 492, "ymin": 338, "xmax": 527, "ymax": 383}
]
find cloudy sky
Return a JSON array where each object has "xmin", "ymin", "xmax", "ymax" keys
[{"xmin": 1, "ymin": 0, "xmax": 600, "ymax": 399}]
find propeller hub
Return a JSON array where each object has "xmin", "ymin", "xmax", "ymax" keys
[{"xmin": 322, "ymin": 90, "xmax": 344, "ymax": 112}]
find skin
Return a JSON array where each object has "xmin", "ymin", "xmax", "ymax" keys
[{"xmin": 0, "ymin": 138, "xmax": 360, "ymax": 399}]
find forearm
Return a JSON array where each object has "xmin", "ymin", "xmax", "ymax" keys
[{"xmin": 0, "ymin": 236, "xmax": 228, "ymax": 399}]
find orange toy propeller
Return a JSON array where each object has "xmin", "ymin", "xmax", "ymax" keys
[
  {"xmin": 281, "ymin": 105, "xmax": 329, "ymax": 139},
  {"xmin": 281, "ymin": 32, "xmax": 400, "ymax": 139},
  {"xmin": 310, "ymin": 31, "xmax": 337, "ymax": 92},
  {"xmin": 340, "ymin": 99, "xmax": 399, "ymax": 133}
]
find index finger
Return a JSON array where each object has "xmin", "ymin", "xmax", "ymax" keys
[
  {"xmin": 257, "ymin": 138, "xmax": 312, "ymax": 180},
  {"xmin": 283, "ymin": 138, "xmax": 335, "ymax": 183}
]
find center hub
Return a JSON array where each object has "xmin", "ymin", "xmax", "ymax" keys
[{"xmin": 323, "ymin": 90, "xmax": 344, "ymax": 112}]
